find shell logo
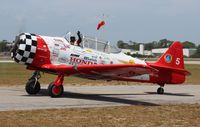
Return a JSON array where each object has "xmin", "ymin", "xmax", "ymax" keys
[
  {"xmin": 118, "ymin": 59, "xmax": 135, "ymax": 64},
  {"xmin": 129, "ymin": 59, "xmax": 135, "ymax": 64},
  {"xmin": 85, "ymin": 49, "xmax": 93, "ymax": 52}
]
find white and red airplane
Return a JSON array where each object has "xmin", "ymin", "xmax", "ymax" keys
[{"xmin": 11, "ymin": 32, "xmax": 190, "ymax": 97}]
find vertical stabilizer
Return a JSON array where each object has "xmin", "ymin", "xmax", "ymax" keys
[{"xmin": 155, "ymin": 41, "xmax": 184, "ymax": 69}]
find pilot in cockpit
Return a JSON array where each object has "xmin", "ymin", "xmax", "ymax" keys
[
  {"xmin": 70, "ymin": 36, "xmax": 76, "ymax": 45},
  {"xmin": 70, "ymin": 31, "xmax": 82, "ymax": 46}
]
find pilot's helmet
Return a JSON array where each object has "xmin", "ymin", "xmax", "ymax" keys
[{"xmin": 70, "ymin": 36, "xmax": 76, "ymax": 42}]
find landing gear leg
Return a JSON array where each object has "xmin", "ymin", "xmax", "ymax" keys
[
  {"xmin": 157, "ymin": 84, "xmax": 165, "ymax": 94},
  {"xmin": 25, "ymin": 71, "xmax": 41, "ymax": 95},
  {"xmin": 48, "ymin": 74, "xmax": 64, "ymax": 97}
]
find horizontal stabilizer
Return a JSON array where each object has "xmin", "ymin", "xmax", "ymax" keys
[{"xmin": 150, "ymin": 64, "xmax": 191, "ymax": 76}]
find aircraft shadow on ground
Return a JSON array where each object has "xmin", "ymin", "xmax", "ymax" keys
[
  {"xmin": 145, "ymin": 92, "xmax": 194, "ymax": 97},
  {"xmin": 25, "ymin": 89, "xmax": 159, "ymax": 106}
]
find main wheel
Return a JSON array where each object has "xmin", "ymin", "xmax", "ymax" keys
[
  {"xmin": 48, "ymin": 82, "xmax": 64, "ymax": 97},
  {"xmin": 25, "ymin": 79, "xmax": 41, "ymax": 95},
  {"xmin": 157, "ymin": 87, "xmax": 164, "ymax": 94}
]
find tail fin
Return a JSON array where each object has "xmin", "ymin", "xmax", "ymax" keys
[
  {"xmin": 150, "ymin": 41, "xmax": 190, "ymax": 84},
  {"xmin": 155, "ymin": 41, "xmax": 184, "ymax": 69}
]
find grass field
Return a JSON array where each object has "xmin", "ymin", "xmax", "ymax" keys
[
  {"xmin": 0, "ymin": 63, "xmax": 200, "ymax": 85},
  {"xmin": 0, "ymin": 63, "xmax": 111, "ymax": 86},
  {"xmin": 0, "ymin": 104, "xmax": 199, "ymax": 127},
  {"xmin": 184, "ymin": 64, "xmax": 200, "ymax": 84},
  {"xmin": 0, "ymin": 63, "xmax": 200, "ymax": 127}
]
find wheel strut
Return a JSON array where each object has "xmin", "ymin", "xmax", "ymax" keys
[
  {"xmin": 54, "ymin": 74, "xmax": 64, "ymax": 86},
  {"xmin": 29, "ymin": 71, "xmax": 41, "ymax": 82}
]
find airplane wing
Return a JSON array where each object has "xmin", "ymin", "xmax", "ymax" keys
[{"xmin": 41, "ymin": 64, "xmax": 158, "ymax": 78}]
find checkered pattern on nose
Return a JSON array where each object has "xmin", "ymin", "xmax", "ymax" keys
[{"xmin": 14, "ymin": 33, "xmax": 37, "ymax": 64}]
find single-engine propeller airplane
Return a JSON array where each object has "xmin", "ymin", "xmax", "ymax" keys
[{"xmin": 11, "ymin": 31, "xmax": 191, "ymax": 97}]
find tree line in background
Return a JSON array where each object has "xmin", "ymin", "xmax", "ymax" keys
[
  {"xmin": 117, "ymin": 39, "xmax": 196, "ymax": 50},
  {"xmin": 0, "ymin": 40, "xmax": 11, "ymax": 52},
  {"xmin": 0, "ymin": 39, "xmax": 200, "ymax": 58},
  {"xmin": 117, "ymin": 39, "xmax": 200, "ymax": 58}
]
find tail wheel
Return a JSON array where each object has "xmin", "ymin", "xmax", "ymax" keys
[
  {"xmin": 25, "ymin": 79, "xmax": 41, "ymax": 95},
  {"xmin": 157, "ymin": 87, "xmax": 164, "ymax": 94},
  {"xmin": 48, "ymin": 82, "xmax": 64, "ymax": 97}
]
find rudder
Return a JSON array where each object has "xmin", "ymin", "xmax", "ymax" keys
[{"xmin": 155, "ymin": 41, "xmax": 184, "ymax": 69}]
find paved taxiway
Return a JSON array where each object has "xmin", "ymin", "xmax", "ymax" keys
[{"xmin": 0, "ymin": 85, "xmax": 199, "ymax": 111}]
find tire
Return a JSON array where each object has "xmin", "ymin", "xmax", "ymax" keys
[
  {"xmin": 48, "ymin": 82, "xmax": 64, "ymax": 97},
  {"xmin": 157, "ymin": 87, "xmax": 164, "ymax": 94},
  {"xmin": 25, "ymin": 79, "xmax": 41, "ymax": 95}
]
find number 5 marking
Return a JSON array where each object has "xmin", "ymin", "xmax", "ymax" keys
[{"xmin": 176, "ymin": 58, "xmax": 180, "ymax": 65}]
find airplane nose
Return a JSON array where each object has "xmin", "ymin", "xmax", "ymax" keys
[{"xmin": 11, "ymin": 33, "xmax": 38, "ymax": 65}]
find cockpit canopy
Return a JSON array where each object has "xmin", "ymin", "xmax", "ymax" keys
[{"xmin": 64, "ymin": 32, "xmax": 121, "ymax": 53}]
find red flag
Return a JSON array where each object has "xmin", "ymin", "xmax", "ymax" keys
[{"xmin": 97, "ymin": 20, "xmax": 105, "ymax": 30}]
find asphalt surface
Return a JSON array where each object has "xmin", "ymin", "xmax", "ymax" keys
[{"xmin": 0, "ymin": 85, "xmax": 199, "ymax": 111}]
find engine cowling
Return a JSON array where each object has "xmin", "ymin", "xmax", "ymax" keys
[{"xmin": 11, "ymin": 33, "xmax": 37, "ymax": 65}]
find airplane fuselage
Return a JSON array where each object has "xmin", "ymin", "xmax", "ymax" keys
[{"xmin": 40, "ymin": 36, "xmax": 150, "ymax": 81}]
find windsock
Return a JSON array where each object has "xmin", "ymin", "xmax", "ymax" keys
[{"xmin": 97, "ymin": 20, "xmax": 105, "ymax": 30}]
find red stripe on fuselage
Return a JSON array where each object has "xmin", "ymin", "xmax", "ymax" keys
[{"xmin": 31, "ymin": 35, "xmax": 51, "ymax": 67}]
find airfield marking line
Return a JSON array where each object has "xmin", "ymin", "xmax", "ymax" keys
[{"xmin": 0, "ymin": 60, "xmax": 14, "ymax": 63}]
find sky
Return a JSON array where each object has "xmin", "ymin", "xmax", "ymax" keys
[{"xmin": 0, "ymin": 0, "xmax": 200, "ymax": 44}]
